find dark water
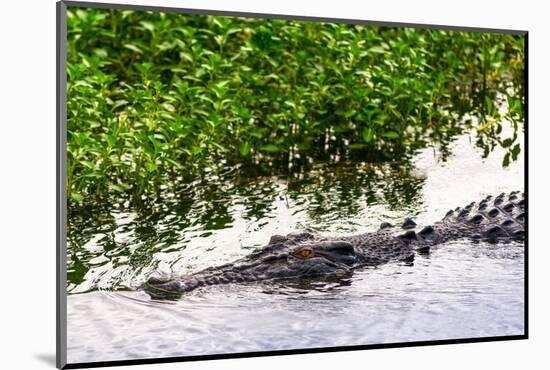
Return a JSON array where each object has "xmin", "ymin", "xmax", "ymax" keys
[{"xmin": 66, "ymin": 127, "xmax": 524, "ymax": 364}]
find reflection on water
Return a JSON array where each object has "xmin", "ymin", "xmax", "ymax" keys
[{"xmin": 67, "ymin": 126, "xmax": 524, "ymax": 364}]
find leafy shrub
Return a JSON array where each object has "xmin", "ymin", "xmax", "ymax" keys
[{"xmin": 66, "ymin": 8, "xmax": 524, "ymax": 202}]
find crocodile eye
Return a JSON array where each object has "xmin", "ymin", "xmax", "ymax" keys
[{"xmin": 296, "ymin": 249, "xmax": 312, "ymax": 258}]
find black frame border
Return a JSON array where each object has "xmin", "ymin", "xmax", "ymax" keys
[{"xmin": 56, "ymin": 1, "xmax": 529, "ymax": 369}]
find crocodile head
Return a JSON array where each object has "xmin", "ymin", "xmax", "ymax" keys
[{"xmin": 143, "ymin": 231, "xmax": 358, "ymax": 299}]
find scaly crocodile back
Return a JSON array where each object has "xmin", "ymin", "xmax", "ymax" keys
[
  {"xmin": 433, "ymin": 190, "xmax": 525, "ymax": 242},
  {"xmin": 339, "ymin": 191, "xmax": 525, "ymax": 266}
]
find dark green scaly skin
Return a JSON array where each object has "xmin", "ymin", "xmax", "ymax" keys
[{"xmin": 143, "ymin": 191, "xmax": 525, "ymax": 299}]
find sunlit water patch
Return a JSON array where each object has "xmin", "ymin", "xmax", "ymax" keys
[{"xmin": 67, "ymin": 128, "xmax": 524, "ymax": 364}]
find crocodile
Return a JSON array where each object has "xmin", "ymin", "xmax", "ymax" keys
[{"xmin": 143, "ymin": 191, "xmax": 525, "ymax": 299}]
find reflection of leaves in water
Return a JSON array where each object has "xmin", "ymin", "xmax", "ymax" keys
[
  {"xmin": 193, "ymin": 186, "xmax": 234, "ymax": 230},
  {"xmin": 475, "ymin": 118, "xmax": 523, "ymax": 168},
  {"xmin": 288, "ymin": 161, "xmax": 425, "ymax": 226},
  {"xmin": 67, "ymin": 253, "xmax": 87, "ymax": 286},
  {"xmin": 234, "ymin": 179, "xmax": 282, "ymax": 223}
]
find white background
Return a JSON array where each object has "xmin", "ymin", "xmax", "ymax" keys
[{"xmin": 1, "ymin": 0, "xmax": 548, "ymax": 369}]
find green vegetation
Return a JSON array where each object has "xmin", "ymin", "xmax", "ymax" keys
[{"xmin": 66, "ymin": 8, "xmax": 525, "ymax": 203}]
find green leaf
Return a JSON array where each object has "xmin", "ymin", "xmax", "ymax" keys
[
  {"xmin": 368, "ymin": 46, "xmax": 387, "ymax": 54},
  {"xmin": 511, "ymin": 143, "xmax": 521, "ymax": 160},
  {"xmin": 239, "ymin": 142, "xmax": 251, "ymax": 157},
  {"xmin": 502, "ymin": 152, "xmax": 511, "ymax": 167},
  {"xmin": 259, "ymin": 144, "xmax": 280, "ymax": 153},
  {"xmin": 382, "ymin": 131, "xmax": 399, "ymax": 139},
  {"xmin": 112, "ymin": 100, "xmax": 128, "ymax": 110},
  {"xmin": 362, "ymin": 128, "xmax": 374, "ymax": 143},
  {"xmin": 70, "ymin": 192, "xmax": 84, "ymax": 202},
  {"xmin": 109, "ymin": 183, "xmax": 128, "ymax": 193},
  {"xmin": 105, "ymin": 134, "xmax": 117, "ymax": 147},
  {"xmin": 139, "ymin": 21, "xmax": 155, "ymax": 33},
  {"xmin": 164, "ymin": 157, "xmax": 183, "ymax": 168},
  {"xmin": 284, "ymin": 101, "xmax": 296, "ymax": 109},
  {"xmin": 485, "ymin": 95, "xmax": 494, "ymax": 115},
  {"xmin": 123, "ymin": 44, "xmax": 143, "ymax": 54}
]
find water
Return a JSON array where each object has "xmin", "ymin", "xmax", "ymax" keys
[{"xmin": 66, "ymin": 128, "xmax": 525, "ymax": 364}]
